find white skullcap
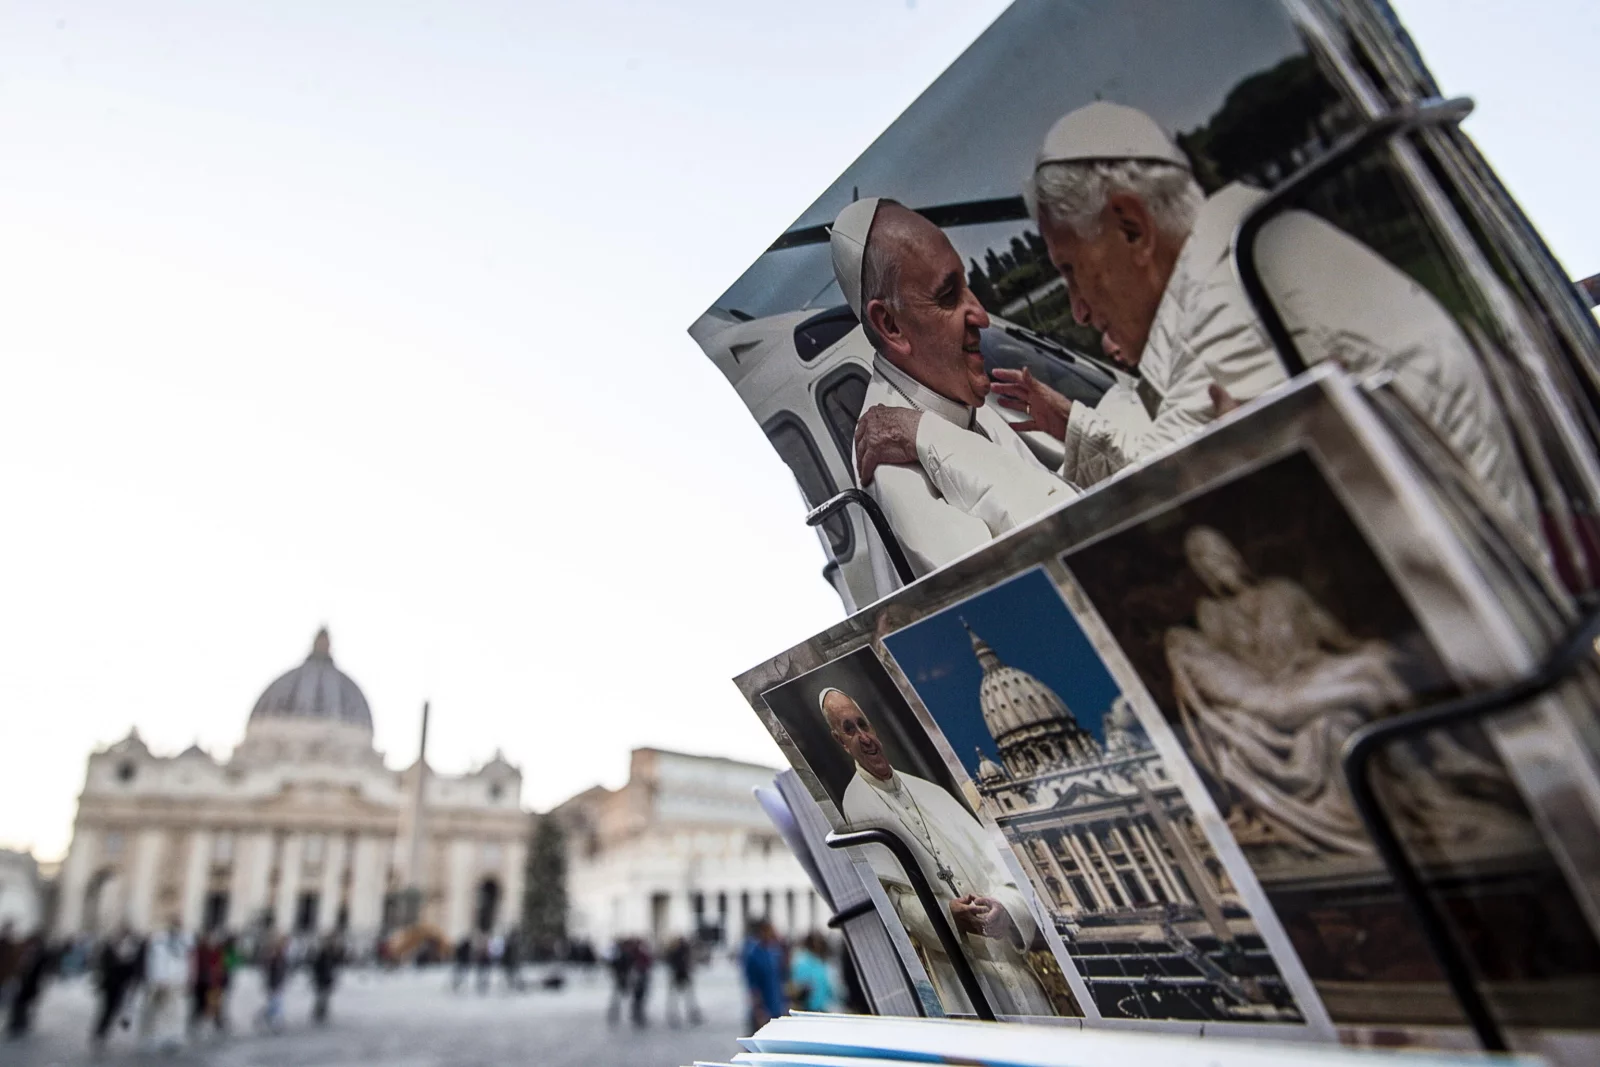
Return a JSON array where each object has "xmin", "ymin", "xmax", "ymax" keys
[
  {"xmin": 817, "ymin": 686, "xmax": 849, "ymax": 717},
  {"xmin": 1035, "ymin": 101, "xmax": 1190, "ymax": 172},
  {"xmin": 829, "ymin": 198, "xmax": 883, "ymax": 319}
]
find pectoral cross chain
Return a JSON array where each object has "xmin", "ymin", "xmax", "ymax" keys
[{"xmin": 934, "ymin": 860, "xmax": 960, "ymax": 898}]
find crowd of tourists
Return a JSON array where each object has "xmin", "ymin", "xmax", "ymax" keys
[
  {"xmin": 0, "ymin": 918, "xmax": 344, "ymax": 1052},
  {"xmin": 599, "ymin": 921, "xmax": 863, "ymax": 1032}
]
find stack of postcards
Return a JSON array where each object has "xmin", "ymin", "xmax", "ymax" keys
[{"xmin": 690, "ymin": 1013, "xmax": 1545, "ymax": 1067}]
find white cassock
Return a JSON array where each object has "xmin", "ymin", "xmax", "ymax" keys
[
  {"xmin": 857, "ymin": 353, "xmax": 1077, "ymax": 581},
  {"xmin": 840, "ymin": 766, "xmax": 1054, "ymax": 1016},
  {"xmin": 1057, "ymin": 182, "xmax": 1535, "ymax": 531}
]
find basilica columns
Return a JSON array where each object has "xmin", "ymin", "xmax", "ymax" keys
[
  {"xmin": 274, "ymin": 834, "xmax": 304, "ymax": 931},
  {"xmin": 54, "ymin": 828, "xmax": 97, "ymax": 937},
  {"xmin": 501, "ymin": 839, "xmax": 525, "ymax": 935},
  {"xmin": 1110, "ymin": 824, "xmax": 1158, "ymax": 904},
  {"xmin": 346, "ymin": 835, "xmax": 386, "ymax": 936},
  {"xmin": 125, "ymin": 828, "xmax": 166, "ymax": 930},
  {"xmin": 232, "ymin": 832, "xmax": 274, "ymax": 928},
  {"xmin": 445, "ymin": 838, "xmax": 475, "ymax": 938},
  {"xmin": 181, "ymin": 830, "xmax": 212, "ymax": 931},
  {"xmin": 318, "ymin": 834, "xmax": 348, "ymax": 933}
]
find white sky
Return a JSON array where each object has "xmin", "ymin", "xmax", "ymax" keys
[{"xmin": 1, "ymin": 0, "xmax": 1595, "ymax": 862}]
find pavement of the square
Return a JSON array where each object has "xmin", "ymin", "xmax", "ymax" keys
[{"xmin": 2, "ymin": 960, "xmax": 751, "ymax": 1067}]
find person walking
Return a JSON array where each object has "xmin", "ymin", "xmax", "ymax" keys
[
  {"xmin": 188, "ymin": 931, "xmax": 222, "ymax": 1037},
  {"xmin": 4, "ymin": 934, "xmax": 51, "ymax": 1038},
  {"xmin": 477, "ymin": 934, "xmax": 495, "ymax": 995},
  {"xmin": 310, "ymin": 935, "xmax": 343, "ymax": 1024},
  {"xmin": 214, "ymin": 935, "xmax": 240, "ymax": 1032},
  {"xmin": 628, "ymin": 939, "xmax": 653, "ymax": 1028},
  {"xmin": 604, "ymin": 939, "xmax": 632, "ymax": 1026},
  {"xmin": 257, "ymin": 937, "xmax": 289, "ymax": 1033},
  {"xmin": 501, "ymin": 931, "xmax": 524, "ymax": 992},
  {"xmin": 740, "ymin": 920, "xmax": 786, "ymax": 1033},
  {"xmin": 663, "ymin": 936, "xmax": 702, "ymax": 1027},
  {"xmin": 788, "ymin": 933, "xmax": 836, "ymax": 1013},
  {"xmin": 141, "ymin": 919, "xmax": 191, "ymax": 1050},
  {"xmin": 451, "ymin": 936, "xmax": 472, "ymax": 992},
  {"xmin": 91, "ymin": 927, "xmax": 144, "ymax": 1050},
  {"xmin": 0, "ymin": 922, "xmax": 19, "ymax": 1016}
]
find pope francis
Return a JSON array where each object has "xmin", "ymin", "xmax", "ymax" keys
[
  {"xmin": 830, "ymin": 198, "xmax": 1077, "ymax": 580},
  {"xmin": 820, "ymin": 686, "xmax": 1056, "ymax": 1016}
]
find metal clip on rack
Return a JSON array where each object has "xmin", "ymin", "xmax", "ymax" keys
[
  {"xmin": 1232, "ymin": 95, "xmax": 1475, "ymax": 377},
  {"xmin": 808, "ymin": 488, "xmax": 918, "ymax": 586},
  {"xmin": 825, "ymin": 827, "xmax": 997, "ymax": 1021},
  {"xmin": 1340, "ymin": 602, "xmax": 1600, "ymax": 1053}
]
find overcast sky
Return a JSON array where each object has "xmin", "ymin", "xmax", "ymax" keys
[{"xmin": 2, "ymin": 0, "xmax": 1595, "ymax": 861}]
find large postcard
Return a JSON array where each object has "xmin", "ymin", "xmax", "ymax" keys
[
  {"xmin": 690, "ymin": 0, "xmax": 1554, "ymax": 620},
  {"xmin": 760, "ymin": 649, "xmax": 1085, "ymax": 1022},
  {"xmin": 881, "ymin": 568, "xmax": 1318, "ymax": 1026},
  {"xmin": 1058, "ymin": 443, "xmax": 1600, "ymax": 1031}
]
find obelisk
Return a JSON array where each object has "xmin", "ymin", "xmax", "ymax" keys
[{"xmin": 400, "ymin": 700, "xmax": 430, "ymax": 927}]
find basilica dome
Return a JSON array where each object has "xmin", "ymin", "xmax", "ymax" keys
[
  {"xmin": 969, "ymin": 624, "xmax": 1074, "ymax": 740},
  {"xmin": 248, "ymin": 628, "xmax": 373, "ymax": 732},
  {"xmin": 966, "ymin": 622, "xmax": 1099, "ymax": 778}
]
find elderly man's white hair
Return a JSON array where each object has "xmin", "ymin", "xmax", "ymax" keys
[{"xmin": 1026, "ymin": 102, "xmax": 1203, "ymax": 241}]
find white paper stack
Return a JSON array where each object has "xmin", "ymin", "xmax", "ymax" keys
[{"xmin": 688, "ymin": 1012, "xmax": 1547, "ymax": 1067}]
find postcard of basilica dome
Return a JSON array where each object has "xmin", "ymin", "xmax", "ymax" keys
[{"xmin": 877, "ymin": 565, "xmax": 1326, "ymax": 1032}]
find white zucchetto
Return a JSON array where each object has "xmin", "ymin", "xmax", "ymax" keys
[
  {"xmin": 1034, "ymin": 101, "xmax": 1190, "ymax": 172},
  {"xmin": 829, "ymin": 197, "xmax": 883, "ymax": 319}
]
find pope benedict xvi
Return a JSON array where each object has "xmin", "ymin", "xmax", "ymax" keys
[{"xmin": 820, "ymin": 686, "xmax": 1055, "ymax": 1016}]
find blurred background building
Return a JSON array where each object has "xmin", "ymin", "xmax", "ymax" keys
[
  {"xmin": 52, "ymin": 629, "xmax": 526, "ymax": 948},
  {"xmin": 556, "ymin": 748, "xmax": 817, "ymax": 948},
  {"xmin": 47, "ymin": 629, "xmax": 817, "ymax": 953},
  {"xmin": 0, "ymin": 847, "xmax": 45, "ymax": 932}
]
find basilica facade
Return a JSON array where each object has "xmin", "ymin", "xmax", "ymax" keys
[
  {"xmin": 53, "ymin": 629, "xmax": 527, "ymax": 948},
  {"xmin": 962, "ymin": 624, "xmax": 1300, "ymax": 1021}
]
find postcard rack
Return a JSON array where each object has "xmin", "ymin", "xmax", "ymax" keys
[
  {"xmin": 808, "ymin": 489, "xmax": 918, "ymax": 586},
  {"xmin": 826, "ymin": 827, "xmax": 999, "ymax": 1021},
  {"xmin": 1339, "ymin": 601, "xmax": 1600, "ymax": 1052}
]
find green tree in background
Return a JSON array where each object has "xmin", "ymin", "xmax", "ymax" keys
[{"xmin": 522, "ymin": 815, "xmax": 569, "ymax": 954}]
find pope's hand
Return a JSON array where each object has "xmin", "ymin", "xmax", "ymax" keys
[
  {"xmin": 990, "ymin": 367, "xmax": 1071, "ymax": 440},
  {"xmin": 854, "ymin": 405, "xmax": 924, "ymax": 486},
  {"xmin": 1209, "ymin": 383, "xmax": 1240, "ymax": 417},
  {"xmin": 949, "ymin": 895, "xmax": 1013, "ymax": 940}
]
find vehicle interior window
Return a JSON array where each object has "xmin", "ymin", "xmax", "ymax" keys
[
  {"xmin": 763, "ymin": 413, "xmax": 853, "ymax": 559},
  {"xmin": 816, "ymin": 365, "xmax": 871, "ymax": 469},
  {"xmin": 981, "ymin": 327, "xmax": 1112, "ymax": 406},
  {"xmin": 793, "ymin": 307, "xmax": 861, "ymax": 362}
]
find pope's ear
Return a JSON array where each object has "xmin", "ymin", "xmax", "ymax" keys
[
  {"xmin": 865, "ymin": 299, "xmax": 908, "ymax": 357},
  {"xmin": 1107, "ymin": 192, "xmax": 1156, "ymax": 261}
]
